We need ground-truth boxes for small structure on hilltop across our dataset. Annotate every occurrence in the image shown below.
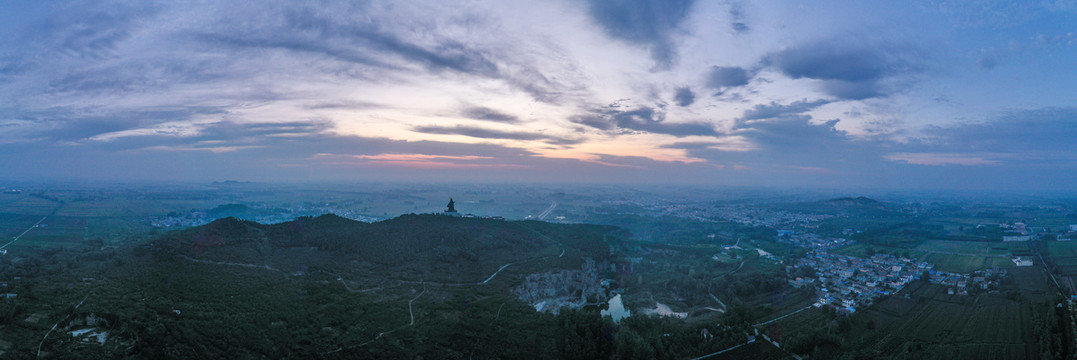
[444,198,460,216]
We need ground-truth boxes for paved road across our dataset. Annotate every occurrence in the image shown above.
[408,283,426,325]
[480,263,514,285]
[1,214,50,250]
[537,201,558,220]
[754,305,813,327]
[38,292,91,359]
[689,337,756,360]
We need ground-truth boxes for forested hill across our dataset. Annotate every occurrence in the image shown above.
[145,213,619,282]
[33,214,630,359]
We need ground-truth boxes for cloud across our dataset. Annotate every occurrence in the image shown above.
[866,107,1077,190]
[22,3,157,60]
[659,139,753,152]
[14,107,226,142]
[898,107,1077,163]
[330,153,527,170]
[820,80,882,100]
[660,141,719,150]
[885,152,1000,166]
[673,87,696,107]
[727,2,749,34]
[585,0,695,70]
[572,106,719,137]
[186,5,570,104]
[735,116,845,152]
[731,22,749,34]
[767,42,918,99]
[772,46,888,82]
[461,106,520,123]
[352,154,491,161]
[673,113,889,178]
[202,7,499,77]
[0,134,547,182]
[411,125,581,145]
[740,99,830,122]
[705,66,750,88]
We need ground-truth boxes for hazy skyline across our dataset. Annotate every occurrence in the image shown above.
[1,1,1076,189]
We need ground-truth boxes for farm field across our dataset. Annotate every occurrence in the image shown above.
[1045,241,1077,275]
[763,265,1060,360]
[851,280,1044,359]
[831,243,921,258]
[915,240,1017,273]
[915,240,1009,256]
[833,240,1017,273]
[923,253,1015,273]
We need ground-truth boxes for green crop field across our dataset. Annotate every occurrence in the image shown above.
[915,240,1006,256]
[770,266,1057,360]
[833,240,1016,273]
[849,280,1042,359]
[924,253,1014,273]
[832,243,923,258]
[1043,241,1077,276]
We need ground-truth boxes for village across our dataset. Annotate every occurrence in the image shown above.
[785,232,1006,314]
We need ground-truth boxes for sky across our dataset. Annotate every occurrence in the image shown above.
[1,0,1076,189]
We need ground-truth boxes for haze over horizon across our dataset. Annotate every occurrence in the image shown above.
[1,1,1076,190]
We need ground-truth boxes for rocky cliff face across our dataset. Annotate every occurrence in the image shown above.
[513,258,608,314]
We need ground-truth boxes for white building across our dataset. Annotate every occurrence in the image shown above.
[1013,257,1033,267]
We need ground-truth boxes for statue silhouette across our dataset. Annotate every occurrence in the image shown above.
[447,198,456,213]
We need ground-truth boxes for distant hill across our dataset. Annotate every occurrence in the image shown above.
[204,203,255,218]
[820,196,879,206]
[148,213,616,281]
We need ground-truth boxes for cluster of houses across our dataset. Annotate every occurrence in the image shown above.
[791,252,936,313]
[777,231,855,251]
[1058,224,1077,241]
[924,268,1005,295]
[979,221,1077,242]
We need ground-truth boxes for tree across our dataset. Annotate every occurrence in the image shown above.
[557,309,614,360]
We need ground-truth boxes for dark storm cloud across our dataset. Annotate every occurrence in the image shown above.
[461,106,520,123]
[705,66,751,88]
[411,125,582,145]
[767,42,918,99]
[673,87,696,107]
[586,0,695,70]
[572,106,719,137]
[740,99,830,121]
